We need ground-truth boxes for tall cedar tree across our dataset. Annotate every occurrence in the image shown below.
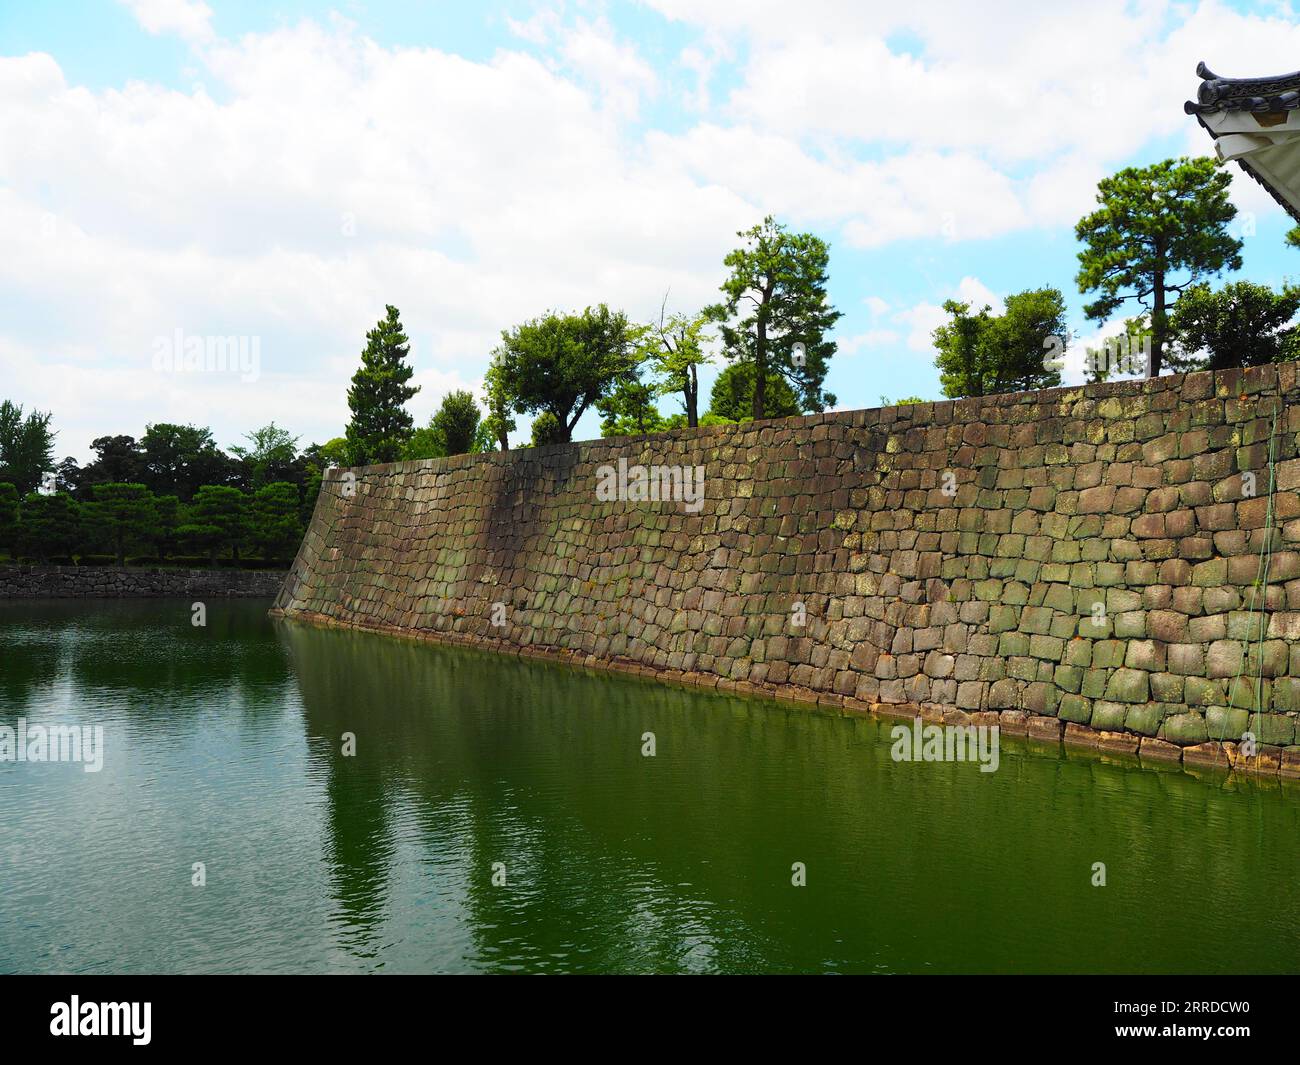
[708,217,841,419]
[1075,157,1241,377]
[345,305,420,465]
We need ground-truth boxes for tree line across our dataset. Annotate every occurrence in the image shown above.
[4,156,1294,567]
[342,216,841,466]
[932,155,1299,397]
[0,413,324,566]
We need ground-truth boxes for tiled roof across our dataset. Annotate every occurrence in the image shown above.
[1186,61,1300,225]
[1184,60,1300,115]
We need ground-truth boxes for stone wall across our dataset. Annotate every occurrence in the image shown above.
[273,363,1300,777]
[0,564,285,598]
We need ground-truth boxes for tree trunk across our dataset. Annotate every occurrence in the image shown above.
[1150,240,1166,378]
[1150,275,1165,378]
[753,320,767,420]
[686,364,698,428]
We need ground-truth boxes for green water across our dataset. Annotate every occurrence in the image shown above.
[0,599,1296,974]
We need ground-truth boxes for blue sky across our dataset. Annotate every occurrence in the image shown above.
[3,0,1300,461]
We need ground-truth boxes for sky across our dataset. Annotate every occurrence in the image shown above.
[3,0,1300,462]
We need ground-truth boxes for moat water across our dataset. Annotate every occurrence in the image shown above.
[1,599,1296,973]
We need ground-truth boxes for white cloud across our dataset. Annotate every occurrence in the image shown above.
[839,328,900,355]
[893,276,1001,353]
[118,0,214,44]
[0,20,748,458]
[11,2,1300,457]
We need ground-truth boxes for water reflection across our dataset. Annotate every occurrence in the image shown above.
[277,618,1300,974]
[1,600,1296,974]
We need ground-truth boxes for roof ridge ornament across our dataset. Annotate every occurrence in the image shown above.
[1185,59,1300,114]
[1187,61,1300,224]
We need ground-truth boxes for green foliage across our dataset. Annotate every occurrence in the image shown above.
[1287,226,1300,250]
[491,305,639,444]
[433,390,482,455]
[933,287,1067,398]
[0,400,56,495]
[596,372,669,437]
[300,440,346,528]
[401,425,447,461]
[185,485,247,563]
[345,305,420,465]
[249,482,303,560]
[1075,156,1242,376]
[405,390,482,459]
[707,216,841,419]
[644,302,713,427]
[481,361,517,451]
[530,411,565,447]
[0,482,20,555]
[230,422,300,488]
[84,483,155,565]
[152,494,180,557]
[1081,312,1151,383]
[707,362,800,422]
[139,423,232,500]
[880,396,926,406]
[81,435,145,493]
[175,522,224,564]
[1168,280,1300,372]
[17,492,80,562]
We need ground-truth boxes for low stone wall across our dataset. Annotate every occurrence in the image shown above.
[274,363,1300,779]
[0,564,285,598]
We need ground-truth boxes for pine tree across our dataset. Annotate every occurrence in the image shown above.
[345,305,420,465]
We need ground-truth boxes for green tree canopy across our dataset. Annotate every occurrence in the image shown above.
[0,400,56,495]
[345,305,420,465]
[0,482,19,555]
[596,371,669,437]
[644,301,713,427]
[933,287,1068,398]
[151,493,180,558]
[408,390,483,457]
[707,362,801,422]
[707,216,841,419]
[530,411,564,447]
[81,435,145,493]
[84,483,154,565]
[18,492,80,562]
[180,485,247,564]
[139,423,232,500]
[230,422,300,488]
[490,304,639,444]
[249,482,303,560]
[481,361,517,452]
[1168,280,1300,372]
[1075,156,1242,377]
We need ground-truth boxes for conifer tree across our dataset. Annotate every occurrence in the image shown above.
[345,305,420,465]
